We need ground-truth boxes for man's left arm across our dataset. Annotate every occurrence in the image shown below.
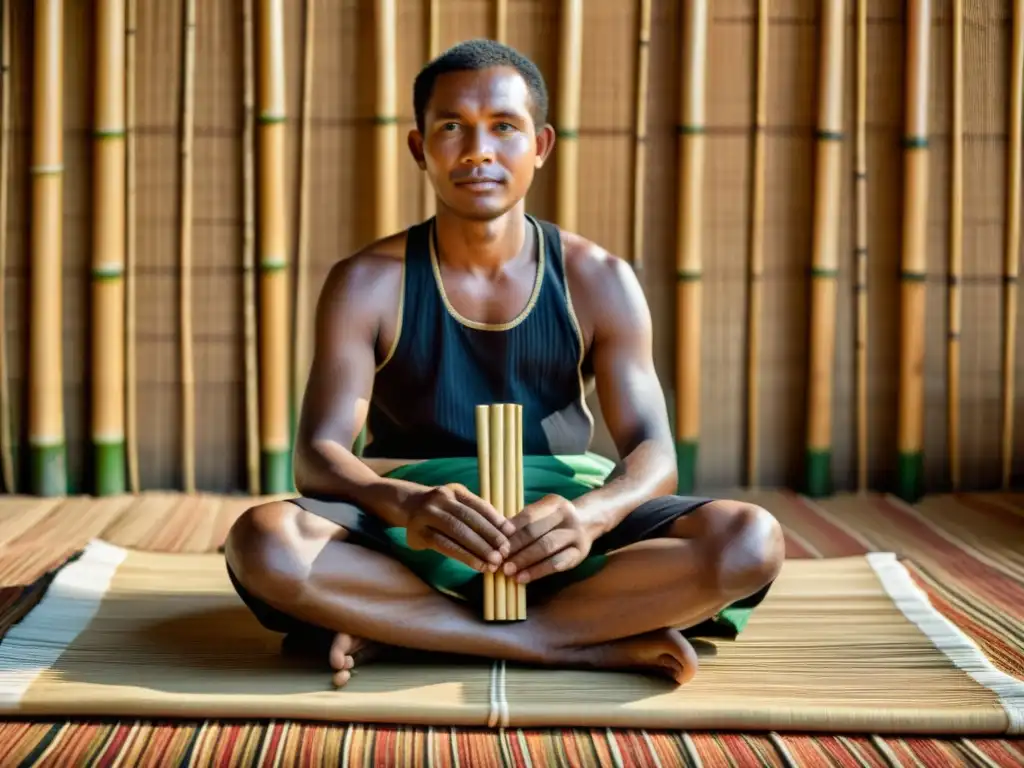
[568,253,678,543]
[503,246,678,583]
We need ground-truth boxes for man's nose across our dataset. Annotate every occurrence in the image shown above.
[461,127,495,164]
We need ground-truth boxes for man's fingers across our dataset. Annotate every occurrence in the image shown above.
[423,529,494,573]
[429,511,504,566]
[504,528,577,574]
[514,546,582,584]
[450,486,516,539]
[506,511,562,556]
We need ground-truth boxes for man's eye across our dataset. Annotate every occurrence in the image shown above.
[496,122,515,133]
[442,122,459,131]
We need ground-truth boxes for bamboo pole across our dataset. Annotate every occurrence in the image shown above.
[745,0,768,488]
[257,0,291,493]
[675,0,707,494]
[1002,0,1024,489]
[92,0,127,496]
[495,0,507,44]
[422,0,438,220]
[29,0,65,496]
[556,0,582,232]
[855,0,868,492]
[178,0,196,494]
[242,0,259,495]
[375,0,398,238]
[503,404,519,619]
[0,0,13,493]
[948,0,963,491]
[125,0,139,492]
[292,0,315,452]
[630,0,652,277]
[897,0,931,502]
[805,0,845,498]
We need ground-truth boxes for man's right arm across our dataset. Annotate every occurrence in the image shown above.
[291,251,515,571]
[292,252,420,528]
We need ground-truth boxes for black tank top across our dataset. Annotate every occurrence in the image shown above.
[364,214,594,459]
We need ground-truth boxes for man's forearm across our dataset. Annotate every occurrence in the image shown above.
[293,438,423,528]
[571,438,678,542]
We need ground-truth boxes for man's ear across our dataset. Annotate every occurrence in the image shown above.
[407,129,426,169]
[534,123,556,168]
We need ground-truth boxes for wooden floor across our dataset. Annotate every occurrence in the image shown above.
[0,489,1021,766]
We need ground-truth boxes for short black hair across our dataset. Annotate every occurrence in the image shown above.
[413,38,549,134]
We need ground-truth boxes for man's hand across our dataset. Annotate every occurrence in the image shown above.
[404,484,516,572]
[503,495,593,584]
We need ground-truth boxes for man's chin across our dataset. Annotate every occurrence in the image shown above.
[445,198,518,222]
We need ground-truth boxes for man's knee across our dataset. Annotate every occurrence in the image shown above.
[698,500,785,597]
[225,500,310,605]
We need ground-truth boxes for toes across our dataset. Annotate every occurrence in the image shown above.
[329,633,354,670]
[332,669,352,688]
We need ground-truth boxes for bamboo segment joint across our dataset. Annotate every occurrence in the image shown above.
[815,129,844,141]
[30,164,63,175]
[900,270,927,282]
[373,115,399,126]
[476,403,527,623]
[258,113,286,124]
[676,269,702,282]
[556,128,579,139]
[260,259,288,272]
[810,267,839,278]
[902,136,928,149]
[93,129,126,138]
[676,124,705,135]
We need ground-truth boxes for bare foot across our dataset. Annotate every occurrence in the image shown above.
[564,628,699,685]
[329,632,385,687]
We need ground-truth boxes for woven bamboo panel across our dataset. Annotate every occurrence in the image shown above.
[0,0,1018,495]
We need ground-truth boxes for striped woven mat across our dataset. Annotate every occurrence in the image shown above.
[0,490,1021,765]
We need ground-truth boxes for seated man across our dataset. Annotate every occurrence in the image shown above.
[224,38,784,688]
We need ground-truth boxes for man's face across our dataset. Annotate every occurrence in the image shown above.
[410,66,554,221]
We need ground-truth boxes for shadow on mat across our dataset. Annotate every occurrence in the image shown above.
[41,595,708,698]
[44,598,497,698]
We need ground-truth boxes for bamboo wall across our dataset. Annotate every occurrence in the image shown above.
[0,0,1021,499]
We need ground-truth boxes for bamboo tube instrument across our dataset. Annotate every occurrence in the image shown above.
[948,0,963,491]
[125,0,139,493]
[0,0,12,493]
[292,0,315,451]
[675,0,707,494]
[476,404,526,622]
[855,0,869,493]
[805,0,845,498]
[745,0,768,488]
[179,0,197,494]
[630,0,651,277]
[257,0,292,493]
[242,0,260,495]
[556,0,582,232]
[375,0,398,238]
[92,0,128,495]
[1002,0,1024,489]
[29,0,66,496]
[898,0,931,502]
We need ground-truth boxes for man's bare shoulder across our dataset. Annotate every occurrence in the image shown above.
[319,230,407,308]
[558,229,649,333]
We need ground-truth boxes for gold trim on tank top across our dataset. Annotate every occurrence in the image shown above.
[428,215,546,332]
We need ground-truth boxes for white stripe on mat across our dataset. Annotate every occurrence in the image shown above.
[866,551,1024,735]
[0,539,127,706]
[487,660,509,728]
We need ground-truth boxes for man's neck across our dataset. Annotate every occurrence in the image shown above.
[433,205,528,274]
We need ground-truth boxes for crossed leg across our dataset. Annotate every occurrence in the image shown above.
[224,497,784,686]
